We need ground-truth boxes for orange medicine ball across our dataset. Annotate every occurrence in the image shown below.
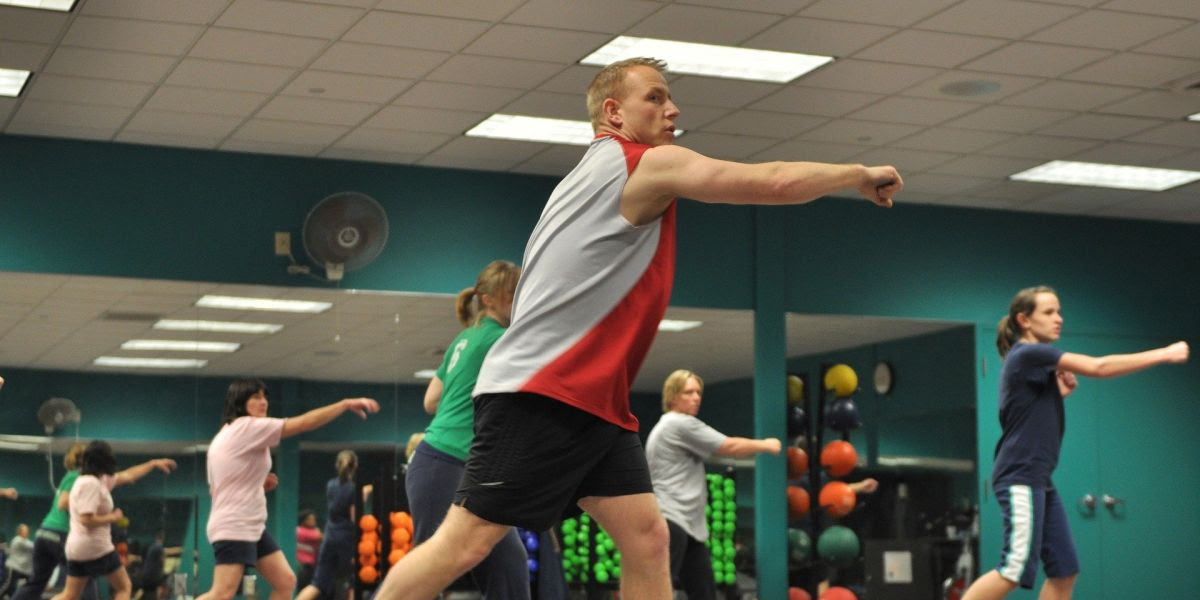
[819,481,857,518]
[786,485,810,518]
[820,440,857,478]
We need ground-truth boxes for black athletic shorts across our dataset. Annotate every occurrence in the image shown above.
[67,551,121,578]
[212,531,281,566]
[454,392,653,531]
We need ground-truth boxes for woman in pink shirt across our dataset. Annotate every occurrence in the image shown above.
[197,379,378,600]
[50,441,176,600]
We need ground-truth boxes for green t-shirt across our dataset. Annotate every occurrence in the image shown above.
[40,469,79,532]
[424,317,505,461]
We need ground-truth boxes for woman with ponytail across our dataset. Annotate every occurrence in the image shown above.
[295,451,365,600]
[964,286,1189,600]
[405,260,531,598]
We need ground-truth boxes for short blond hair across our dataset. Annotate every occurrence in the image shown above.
[662,369,703,413]
[586,57,668,130]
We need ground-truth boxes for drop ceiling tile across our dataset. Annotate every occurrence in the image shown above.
[800,0,958,27]
[81,0,230,24]
[1066,141,1189,166]
[418,152,525,173]
[928,155,1043,178]
[794,59,942,95]
[1022,187,1143,214]
[966,180,1062,201]
[6,122,118,141]
[501,91,587,121]
[749,86,884,117]
[115,131,224,150]
[231,119,349,146]
[901,70,1042,103]
[27,75,153,108]
[846,96,979,126]
[504,0,662,33]
[11,100,132,130]
[361,106,485,135]
[675,106,733,131]
[1038,114,1162,140]
[799,119,922,145]
[280,71,412,104]
[215,0,365,39]
[1127,122,1200,148]
[165,59,296,94]
[190,28,327,68]
[914,0,1081,39]
[902,172,994,195]
[312,42,448,79]
[1027,10,1191,50]
[44,47,177,83]
[0,6,69,43]
[1133,22,1200,58]
[123,110,244,138]
[425,55,562,89]
[674,132,779,161]
[144,86,269,116]
[1092,203,1194,223]
[1099,0,1200,19]
[961,42,1111,77]
[702,110,825,138]
[1155,149,1200,170]
[1000,80,1139,111]
[62,16,203,56]
[256,96,380,127]
[892,127,1014,153]
[978,135,1101,159]
[0,40,53,70]
[1096,91,1200,119]
[666,76,779,109]
[343,11,490,53]
[376,0,526,21]
[393,81,524,113]
[941,105,1073,133]
[513,145,588,176]
[854,30,1006,68]
[747,17,896,57]
[1064,52,1200,88]
[422,135,548,163]
[0,99,15,124]
[848,147,959,172]
[462,25,611,64]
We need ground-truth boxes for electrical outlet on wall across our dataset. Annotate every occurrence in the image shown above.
[274,232,291,256]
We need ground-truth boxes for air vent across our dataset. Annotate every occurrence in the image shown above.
[101,311,162,322]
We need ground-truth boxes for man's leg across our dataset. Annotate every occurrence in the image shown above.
[577,493,670,600]
[374,504,511,600]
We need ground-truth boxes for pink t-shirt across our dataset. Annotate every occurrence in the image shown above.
[66,474,116,561]
[206,417,285,542]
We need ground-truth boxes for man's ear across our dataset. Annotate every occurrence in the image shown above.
[602,97,622,127]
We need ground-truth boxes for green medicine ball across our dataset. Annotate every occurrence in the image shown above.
[817,525,860,568]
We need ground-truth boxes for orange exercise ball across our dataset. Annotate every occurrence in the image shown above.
[391,527,411,546]
[819,481,857,518]
[789,587,812,600]
[388,547,408,565]
[787,485,810,518]
[359,514,379,532]
[787,447,809,479]
[358,552,377,567]
[358,565,379,583]
[820,440,857,477]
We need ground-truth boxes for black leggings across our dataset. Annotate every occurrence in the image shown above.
[12,530,97,600]
[667,519,716,600]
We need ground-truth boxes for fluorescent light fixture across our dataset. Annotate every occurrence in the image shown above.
[466,114,684,146]
[0,68,32,98]
[154,319,284,334]
[196,294,331,313]
[0,440,40,451]
[121,339,241,353]
[581,36,834,83]
[93,356,208,369]
[1009,160,1200,191]
[1188,112,1199,122]
[0,0,76,11]
[414,369,438,380]
[658,319,703,332]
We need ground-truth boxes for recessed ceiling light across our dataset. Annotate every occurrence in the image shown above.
[93,356,208,369]
[196,294,331,313]
[414,369,437,379]
[466,114,684,145]
[1009,160,1200,191]
[1187,112,1199,122]
[121,339,241,353]
[0,0,76,11]
[0,68,32,98]
[581,36,833,83]
[659,319,702,332]
[154,319,284,334]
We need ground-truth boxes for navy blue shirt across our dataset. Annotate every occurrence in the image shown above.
[992,342,1065,487]
[325,477,355,536]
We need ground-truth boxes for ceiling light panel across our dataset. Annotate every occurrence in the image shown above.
[93,356,208,369]
[0,68,32,98]
[0,0,75,11]
[581,36,834,83]
[196,295,332,313]
[121,339,241,352]
[1009,160,1200,191]
[153,319,284,334]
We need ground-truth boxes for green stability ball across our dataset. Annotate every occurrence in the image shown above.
[787,528,812,562]
[817,526,860,568]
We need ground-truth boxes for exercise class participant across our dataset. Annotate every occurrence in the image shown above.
[962,286,1188,600]
[13,443,97,600]
[295,451,367,600]
[374,57,901,600]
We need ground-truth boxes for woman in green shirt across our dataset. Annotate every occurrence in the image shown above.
[405,260,528,598]
[13,443,95,600]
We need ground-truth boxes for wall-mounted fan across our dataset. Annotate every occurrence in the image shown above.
[301,192,389,282]
[37,397,81,434]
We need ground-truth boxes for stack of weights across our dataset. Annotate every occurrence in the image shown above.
[387,511,413,567]
[357,514,381,584]
[705,473,737,586]
[592,525,621,585]
[516,528,540,582]
[559,515,590,584]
